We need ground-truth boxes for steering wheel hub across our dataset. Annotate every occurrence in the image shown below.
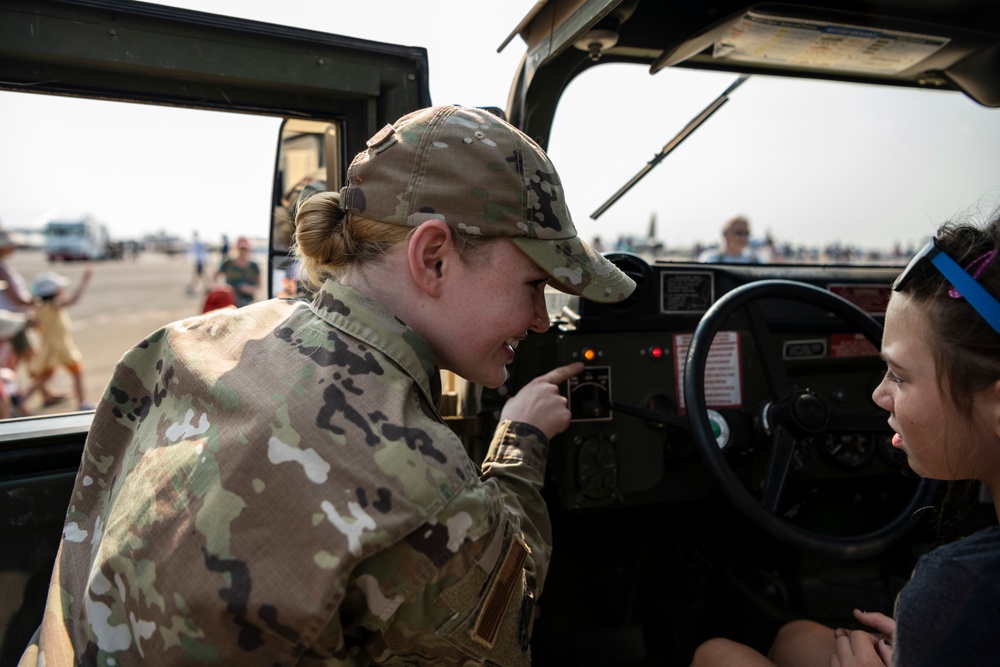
[791,392,828,432]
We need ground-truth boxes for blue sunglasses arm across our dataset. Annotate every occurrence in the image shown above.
[931,251,1000,335]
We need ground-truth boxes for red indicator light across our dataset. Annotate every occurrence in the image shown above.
[650,346,664,359]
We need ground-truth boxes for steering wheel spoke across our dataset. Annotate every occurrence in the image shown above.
[745,300,793,398]
[760,426,798,511]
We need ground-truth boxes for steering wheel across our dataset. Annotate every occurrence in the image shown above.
[683,279,937,559]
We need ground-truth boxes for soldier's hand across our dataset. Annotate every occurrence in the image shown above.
[500,362,583,441]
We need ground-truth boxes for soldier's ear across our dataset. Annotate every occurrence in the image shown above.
[408,219,453,298]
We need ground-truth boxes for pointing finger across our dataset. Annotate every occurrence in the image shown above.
[536,362,584,385]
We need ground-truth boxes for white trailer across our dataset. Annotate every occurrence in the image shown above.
[44,218,109,261]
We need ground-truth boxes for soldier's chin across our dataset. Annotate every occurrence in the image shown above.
[479,367,509,390]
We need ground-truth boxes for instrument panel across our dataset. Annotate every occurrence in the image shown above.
[485,255,904,512]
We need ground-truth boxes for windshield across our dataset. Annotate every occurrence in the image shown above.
[47,224,86,238]
[547,65,1000,264]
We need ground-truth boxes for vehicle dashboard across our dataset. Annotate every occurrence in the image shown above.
[481,256,913,528]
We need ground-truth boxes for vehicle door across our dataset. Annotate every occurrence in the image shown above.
[0,0,427,658]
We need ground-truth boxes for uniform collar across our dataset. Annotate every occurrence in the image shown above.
[308,279,442,413]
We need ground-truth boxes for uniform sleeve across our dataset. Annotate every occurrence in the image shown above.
[480,419,552,593]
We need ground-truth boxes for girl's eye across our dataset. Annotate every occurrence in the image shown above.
[884,368,903,384]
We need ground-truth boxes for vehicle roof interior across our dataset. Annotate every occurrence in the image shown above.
[523,0,1000,98]
[510,0,1000,140]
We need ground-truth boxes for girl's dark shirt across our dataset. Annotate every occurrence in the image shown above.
[893,523,1000,666]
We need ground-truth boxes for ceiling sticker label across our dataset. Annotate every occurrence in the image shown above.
[715,11,950,75]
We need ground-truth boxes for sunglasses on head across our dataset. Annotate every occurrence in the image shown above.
[893,238,1000,335]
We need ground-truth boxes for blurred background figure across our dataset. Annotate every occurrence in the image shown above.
[202,283,237,313]
[185,230,209,295]
[0,229,37,368]
[22,268,94,411]
[0,307,28,418]
[699,214,760,264]
[274,262,307,299]
[215,236,261,307]
[0,227,66,408]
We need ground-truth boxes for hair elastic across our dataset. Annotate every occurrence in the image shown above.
[948,249,998,299]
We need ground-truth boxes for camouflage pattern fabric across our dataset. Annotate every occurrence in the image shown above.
[20,279,551,666]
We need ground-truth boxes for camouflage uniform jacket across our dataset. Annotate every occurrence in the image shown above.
[21,279,552,666]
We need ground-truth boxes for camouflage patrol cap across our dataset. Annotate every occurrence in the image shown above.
[343,105,636,304]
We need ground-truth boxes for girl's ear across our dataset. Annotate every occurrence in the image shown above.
[990,380,1000,441]
[407,219,452,298]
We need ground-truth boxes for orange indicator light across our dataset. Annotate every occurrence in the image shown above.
[583,348,597,361]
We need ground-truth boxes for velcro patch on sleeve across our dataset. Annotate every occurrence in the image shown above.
[471,536,529,648]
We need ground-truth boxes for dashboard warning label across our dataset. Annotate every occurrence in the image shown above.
[827,283,891,314]
[661,271,714,313]
[673,331,742,413]
[830,333,879,358]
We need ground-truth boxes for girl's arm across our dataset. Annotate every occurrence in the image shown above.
[61,267,93,307]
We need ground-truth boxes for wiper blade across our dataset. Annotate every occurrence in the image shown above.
[591,74,749,220]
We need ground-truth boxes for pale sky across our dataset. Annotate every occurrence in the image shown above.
[2,0,999,252]
[0,0,534,244]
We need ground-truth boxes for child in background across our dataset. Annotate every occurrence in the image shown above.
[691,213,1000,667]
[0,306,28,418]
[22,268,94,411]
[201,283,237,313]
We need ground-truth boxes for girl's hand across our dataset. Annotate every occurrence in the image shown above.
[500,362,583,441]
[852,609,895,643]
[831,629,892,667]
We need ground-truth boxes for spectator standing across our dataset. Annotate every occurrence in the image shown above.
[185,231,209,295]
[215,236,261,307]
[699,214,760,263]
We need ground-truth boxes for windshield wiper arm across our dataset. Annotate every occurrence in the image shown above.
[591,74,749,220]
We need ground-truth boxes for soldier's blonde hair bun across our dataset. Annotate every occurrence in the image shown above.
[293,190,411,287]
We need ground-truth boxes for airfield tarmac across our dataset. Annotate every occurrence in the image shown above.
[7,250,263,417]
